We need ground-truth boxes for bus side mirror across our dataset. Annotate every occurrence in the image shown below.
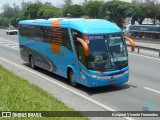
[76,38,89,56]
[124,36,135,52]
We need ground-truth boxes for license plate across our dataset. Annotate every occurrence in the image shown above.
[108,80,116,85]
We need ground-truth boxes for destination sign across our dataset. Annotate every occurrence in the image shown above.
[89,35,104,40]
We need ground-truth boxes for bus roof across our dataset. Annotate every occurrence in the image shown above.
[19,18,121,34]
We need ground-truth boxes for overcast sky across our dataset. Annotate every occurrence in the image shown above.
[0,0,131,13]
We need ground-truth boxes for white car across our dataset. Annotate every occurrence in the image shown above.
[6,28,18,35]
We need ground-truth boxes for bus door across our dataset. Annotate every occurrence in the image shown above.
[72,30,89,83]
[74,40,86,68]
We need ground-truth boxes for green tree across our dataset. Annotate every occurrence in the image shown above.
[10,11,26,27]
[102,0,137,28]
[133,6,147,24]
[81,15,90,19]
[85,1,104,18]
[43,2,53,7]
[145,0,159,24]
[63,4,85,17]
[156,4,160,21]
[1,3,15,18]
[0,18,10,27]
[131,0,160,24]
[21,1,32,10]
[37,6,63,19]
[24,3,43,19]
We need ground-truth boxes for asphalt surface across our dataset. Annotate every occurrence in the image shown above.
[0,29,160,120]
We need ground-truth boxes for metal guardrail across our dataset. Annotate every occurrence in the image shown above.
[127,44,160,57]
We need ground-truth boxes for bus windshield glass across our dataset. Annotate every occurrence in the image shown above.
[85,32,128,71]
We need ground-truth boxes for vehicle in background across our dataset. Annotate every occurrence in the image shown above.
[18,18,135,87]
[129,25,160,39]
[123,21,139,36]
[6,27,18,35]
[123,20,160,39]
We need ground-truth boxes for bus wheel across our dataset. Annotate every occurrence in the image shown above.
[69,71,77,87]
[30,56,36,69]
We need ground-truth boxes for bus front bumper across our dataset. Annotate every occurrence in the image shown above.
[80,70,129,87]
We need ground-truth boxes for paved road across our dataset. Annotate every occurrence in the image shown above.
[0,29,160,120]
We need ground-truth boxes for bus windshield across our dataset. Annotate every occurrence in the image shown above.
[86,32,128,71]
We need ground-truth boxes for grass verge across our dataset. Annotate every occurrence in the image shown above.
[0,65,88,120]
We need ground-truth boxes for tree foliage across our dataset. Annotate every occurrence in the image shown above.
[21,1,32,10]
[131,0,160,24]
[156,5,160,20]
[102,0,137,28]
[23,3,43,19]
[63,4,84,17]
[0,18,10,26]
[85,1,104,18]
[37,6,63,19]
[1,3,20,18]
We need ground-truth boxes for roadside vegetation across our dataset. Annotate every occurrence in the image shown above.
[0,65,88,120]
[0,0,160,28]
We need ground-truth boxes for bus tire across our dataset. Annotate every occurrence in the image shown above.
[69,70,77,87]
[30,55,36,69]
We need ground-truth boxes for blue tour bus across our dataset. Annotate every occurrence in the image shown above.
[18,18,135,87]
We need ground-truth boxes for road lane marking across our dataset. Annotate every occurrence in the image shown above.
[129,53,160,61]
[0,38,19,50]
[144,87,160,94]
[0,57,134,120]
[11,46,19,48]
[2,44,11,46]
[0,45,19,50]
[0,38,18,44]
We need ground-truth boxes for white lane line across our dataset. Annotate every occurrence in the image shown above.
[129,53,160,61]
[0,57,134,120]
[0,45,19,50]
[144,87,160,94]
[2,44,11,46]
[0,39,18,44]
[11,46,18,48]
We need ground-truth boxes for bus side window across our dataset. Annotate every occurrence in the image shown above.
[33,26,44,41]
[19,25,23,36]
[61,29,72,51]
[44,27,49,42]
[19,25,30,38]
